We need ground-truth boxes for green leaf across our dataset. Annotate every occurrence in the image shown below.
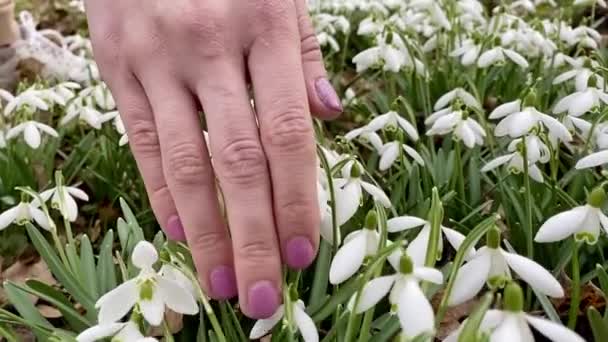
[65,243,81,280]
[79,235,99,299]
[587,307,608,342]
[25,224,96,314]
[97,229,117,295]
[23,280,92,331]
[596,264,608,295]
[0,323,19,342]
[458,293,493,342]
[3,282,52,341]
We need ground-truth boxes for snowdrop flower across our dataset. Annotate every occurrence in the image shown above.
[365,111,419,140]
[95,241,199,326]
[576,150,608,169]
[535,187,608,244]
[352,254,441,339]
[61,102,115,129]
[53,82,81,103]
[446,283,584,342]
[333,162,391,226]
[357,16,383,36]
[449,227,563,306]
[80,83,116,110]
[478,46,529,69]
[0,200,51,231]
[490,99,571,142]
[481,151,545,182]
[250,294,317,342]
[39,183,89,222]
[553,58,603,91]
[77,321,157,342]
[410,0,451,30]
[113,112,129,146]
[387,215,475,266]
[6,121,59,149]
[378,141,424,171]
[329,211,381,284]
[0,87,49,117]
[342,87,357,106]
[553,86,608,117]
[344,128,384,152]
[425,109,485,148]
[450,39,481,66]
[433,88,481,111]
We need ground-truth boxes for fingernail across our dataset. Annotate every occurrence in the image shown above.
[315,77,343,113]
[210,266,237,300]
[166,215,186,241]
[248,280,280,319]
[285,236,315,269]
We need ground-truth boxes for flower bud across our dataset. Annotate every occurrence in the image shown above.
[350,163,361,178]
[365,210,378,230]
[486,226,501,249]
[587,187,607,208]
[399,254,414,275]
[503,282,524,312]
[523,91,537,107]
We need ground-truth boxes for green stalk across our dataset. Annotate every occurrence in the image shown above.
[453,142,466,203]
[309,241,331,308]
[568,242,582,329]
[521,140,534,259]
[424,188,443,269]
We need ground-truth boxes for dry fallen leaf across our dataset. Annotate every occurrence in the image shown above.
[149,309,184,336]
[0,258,57,306]
[37,304,62,318]
[432,291,480,339]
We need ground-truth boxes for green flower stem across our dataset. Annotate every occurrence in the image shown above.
[425,188,443,269]
[453,141,466,203]
[568,241,582,329]
[521,139,534,260]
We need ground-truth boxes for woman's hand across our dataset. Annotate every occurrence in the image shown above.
[85,0,342,319]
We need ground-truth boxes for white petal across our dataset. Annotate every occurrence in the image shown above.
[456,122,476,148]
[576,150,608,169]
[335,181,361,226]
[504,49,529,68]
[458,89,481,109]
[387,216,427,233]
[140,290,165,326]
[413,267,443,284]
[528,164,544,183]
[553,93,577,114]
[434,89,457,110]
[379,142,399,171]
[249,305,285,339]
[35,123,59,137]
[449,250,491,305]
[478,48,503,68]
[489,100,521,119]
[525,314,585,342]
[406,225,430,266]
[442,227,476,260]
[501,251,564,297]
[157,277,199,315]
[539,114,572,142]
[0,207,18,230]
[361,181,391,208]
[344,127,365,141]
[491,314,524,342]
[23,123,41,149]
[67,187,89,201]
[96,279,138,324]
[425,108,451,125]
[366,114,390,131]
[293,305,319,342]
[397,280,435,338]
[352,275,396,313]
[132,241,159,270]
[29,206,51,231]
[63,191,79,222]
[403,145,425,165]
[365,132,384,152]
[76,323,125,342]
[481,309,507,330]
[570,90,596,117]
[329,232,367,284]
[553,69,578,84]
[481,154,513,172]
[396,116,419,141]
[535,206,587,242]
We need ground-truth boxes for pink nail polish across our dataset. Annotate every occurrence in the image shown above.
[285,236,315,269]
[248,281,280,319]
[315,78,343,113]
[166,215,186,241]
[210,266,237,300]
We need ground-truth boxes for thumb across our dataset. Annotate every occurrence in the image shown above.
[295,0,342,120]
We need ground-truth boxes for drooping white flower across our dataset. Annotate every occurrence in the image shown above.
[95,241,199,326]
[535,187,608,244]
[53,81,81,103]
[61,100,116,129]
[0,87,49,117]
[80,83,116,111]
[250,298,317,342]
[6,121,59,149]
[329,211,382,284]
[552,58,604,91]
[0,201,51,231]
[344,128,384,152]
[433,88,481,111]
[490,100,571,142]
[481,151,545,182]
[478,46,529,69]
[450,39,481,66]
[449,228,563,306]
[576,150,608,169]
[387,215,475,266]
[378,141,424,171]
[446,283,584,342]
[350,254,442,339]
[425,109,486,148]
[364,111,420,141]
[553,87,608,117]
[38,183,89,222]
[77,321,158,342]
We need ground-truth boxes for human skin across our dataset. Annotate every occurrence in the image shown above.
[84,0,342,319]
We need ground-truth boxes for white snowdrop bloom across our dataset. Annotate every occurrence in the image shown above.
[425,109,486,148]
[61,102,115,129]
[357,16,383,36]
[410,0,451,30]
[481,151,545,183]
[560,24,601,49]
[446,283,584,342]
[332,161,391,226]
[365,111,420,140]
[329,211,382,284]
[317,32,340,52]
[53,82,81,102]
[77,321,157,342]
[250,298,317,342]
[350,254,441,339]
[96,241,199,326]
[576,150,608,169]
[574,0,607,7]
[449,227,563,306]
[344,128,384,152]
[111,112,129,146]
[507,135,551,165]
[478,46,529,69]
[342,87,357,106]
[387,215,475,266]
[317,181,335,244]
[433,88,481,111]
[552,58,603,92]
[553,87,608,117]
[378,141,425,171]
[0,201,51,231]
[80,83,116,110]
[535,188,608,244]
[353,34,425,75]
[450,39,481,66]
[159,264,196,298]
[6,121,59,149]
[38,183,89,222]
[1,87,49,117]
[490,100,571,142]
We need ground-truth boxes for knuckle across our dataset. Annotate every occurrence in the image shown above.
[262,105,314,153]
[190,229,229,254]
[236,236,277,262]
[90,28,121,69]
[127,119,160,156]
[253,0,296,33]
[171,4,228,58]
[216,137,268,185]
[278,197,319,230]
[165,141,211,185]
[300,30,322,63]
